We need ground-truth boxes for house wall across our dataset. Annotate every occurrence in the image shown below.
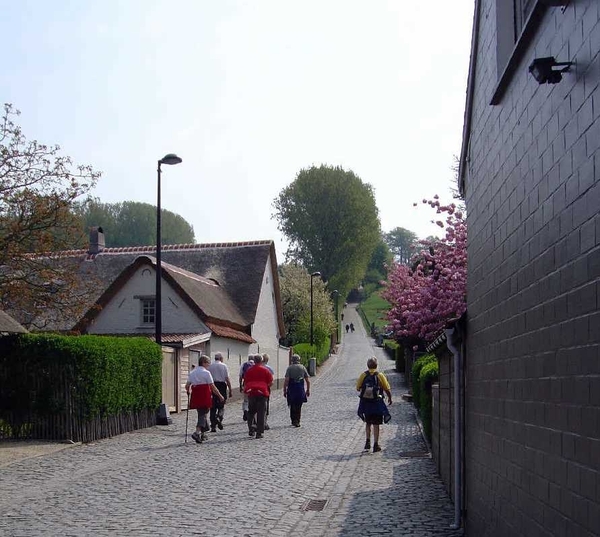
[249,255,284,369]
[88,266,208,336]
[464,2,599,536]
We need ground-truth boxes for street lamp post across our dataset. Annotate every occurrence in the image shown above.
[310,271,321,347]
[155,153,182,346]
[332,289,339,343]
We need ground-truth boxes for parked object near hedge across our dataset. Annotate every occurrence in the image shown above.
[0,333,162,443]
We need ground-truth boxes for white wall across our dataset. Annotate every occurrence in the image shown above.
[88,265,208,335]
[250,254,282,362]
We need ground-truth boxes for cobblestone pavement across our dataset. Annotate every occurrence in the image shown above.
[0,306,463,537]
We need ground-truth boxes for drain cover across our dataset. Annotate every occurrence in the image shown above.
[398,451,430,458]
[302,499,328,511]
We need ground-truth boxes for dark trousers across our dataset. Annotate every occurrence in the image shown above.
[248,395,268,434]
[210,382,228,427]
[290,403,303,425]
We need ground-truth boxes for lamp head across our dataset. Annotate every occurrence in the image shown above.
[159,153,182,165]
[311,271,321,278]
[528,57,572,84]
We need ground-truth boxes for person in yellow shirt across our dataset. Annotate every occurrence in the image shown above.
[356,357,392,452]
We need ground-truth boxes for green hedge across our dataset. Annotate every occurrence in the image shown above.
[0,333,162,422]
[293,336,331,367]
[411,353,439,441]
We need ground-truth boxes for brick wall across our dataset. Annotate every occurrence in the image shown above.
[464,1,599,535]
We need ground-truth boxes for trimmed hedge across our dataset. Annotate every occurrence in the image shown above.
[293,336,331,367]
[0,333,162,441]
[411,353,439,441]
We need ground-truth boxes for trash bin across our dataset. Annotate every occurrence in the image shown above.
[308,357,317,376]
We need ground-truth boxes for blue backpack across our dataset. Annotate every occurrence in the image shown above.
[360,371,381,400]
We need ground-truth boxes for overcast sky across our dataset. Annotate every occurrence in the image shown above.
[1,1,474,261]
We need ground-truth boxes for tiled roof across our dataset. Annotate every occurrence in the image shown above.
[8,238,285,340]
[205,321,255,344]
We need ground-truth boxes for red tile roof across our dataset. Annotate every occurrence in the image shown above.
[205,321,255,343]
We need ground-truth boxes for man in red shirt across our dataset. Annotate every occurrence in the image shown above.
[243,354,273,439]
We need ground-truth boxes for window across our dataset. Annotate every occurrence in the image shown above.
[496,0,535,75]
[141,298,155,325]
[491,0,548,104]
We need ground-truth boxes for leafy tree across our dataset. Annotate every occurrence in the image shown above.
[383,197,466,345]
[0,104,100,328]
[278,264,336,348]
[273,165,381,297]
[363,239,393,296]
[77,198,195,246]
[384,227,418,265]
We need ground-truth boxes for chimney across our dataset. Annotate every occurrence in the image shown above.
[89,226,106,254]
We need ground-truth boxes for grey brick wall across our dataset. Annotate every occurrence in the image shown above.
[464,1,599,536]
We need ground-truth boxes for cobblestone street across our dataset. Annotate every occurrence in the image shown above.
[0,306,463,536]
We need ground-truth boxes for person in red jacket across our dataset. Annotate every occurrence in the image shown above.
[243,354,273,439]
[185,355,224,444]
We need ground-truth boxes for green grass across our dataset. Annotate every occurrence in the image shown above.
[358,292,390,330]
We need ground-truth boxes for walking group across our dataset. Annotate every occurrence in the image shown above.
[185,351,392,452]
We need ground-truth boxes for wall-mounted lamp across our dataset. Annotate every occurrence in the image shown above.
[528,57,572,84]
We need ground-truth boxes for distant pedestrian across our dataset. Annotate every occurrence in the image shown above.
[341,313,344,321]
[208,352,232,432]
[356,357,392,453]
[346,324,350,333]
[262,353,274,431]
[350,322,355,332]
[186,355,225,444]
[284,354,310,427]
[243,354,273,439]
[239,356,254,422]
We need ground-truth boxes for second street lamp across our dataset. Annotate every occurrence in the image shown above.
[155,153,182,346]
[332,289,339,343]
[310,271,321,347]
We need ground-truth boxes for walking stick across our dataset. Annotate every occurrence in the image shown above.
[185,390,190,443]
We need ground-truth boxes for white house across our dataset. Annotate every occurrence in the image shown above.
[35,229,287,412]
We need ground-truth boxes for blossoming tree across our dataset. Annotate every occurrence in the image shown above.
[383,197,466,346]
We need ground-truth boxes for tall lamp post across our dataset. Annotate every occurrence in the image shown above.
[310,271,321,347]
[156,153,182,345]
[332,289,339,343]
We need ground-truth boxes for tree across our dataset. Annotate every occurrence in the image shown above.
[273,165,381,297]
[383,198,466,345]
[384,227,418,265]
[363,239,393,296]
[0,104,101,328]
[77,198,195,246]
[278,264,336,348]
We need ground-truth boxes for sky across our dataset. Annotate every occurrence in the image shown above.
[1,0,474,262]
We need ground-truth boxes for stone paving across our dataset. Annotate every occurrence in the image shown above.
[0,306,463,536]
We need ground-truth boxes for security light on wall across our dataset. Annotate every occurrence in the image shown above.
[528,57,572,84]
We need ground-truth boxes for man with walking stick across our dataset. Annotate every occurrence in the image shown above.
[185,355,225,444]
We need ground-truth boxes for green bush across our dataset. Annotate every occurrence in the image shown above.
[0,333,162,421]
[411,353,438,441]
[293,336,331,367]
[419,360,439,440]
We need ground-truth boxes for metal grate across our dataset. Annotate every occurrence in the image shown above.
[398,451,430,458]
[302,499,328,511]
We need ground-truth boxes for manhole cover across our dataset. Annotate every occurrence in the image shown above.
[302,499,328,511]
[398,451,430,458]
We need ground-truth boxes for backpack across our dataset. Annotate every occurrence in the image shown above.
[360,371,381,400]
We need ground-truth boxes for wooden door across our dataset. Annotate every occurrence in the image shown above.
[161,347,177,412]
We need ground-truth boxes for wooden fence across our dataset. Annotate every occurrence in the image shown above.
[0,362,157,443]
